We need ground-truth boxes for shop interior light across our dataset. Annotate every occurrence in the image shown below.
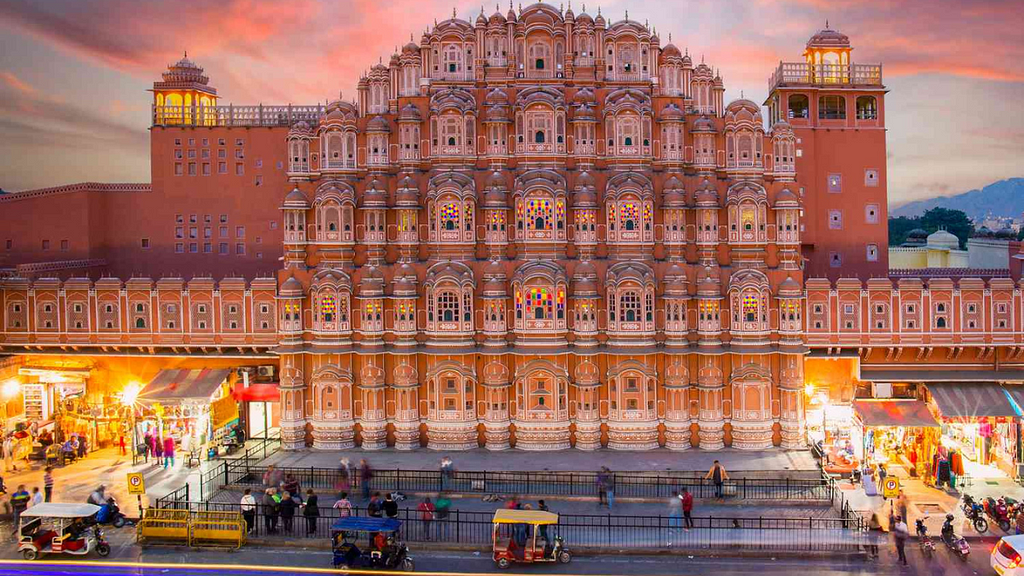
[121,382,142,406]
[804,382,815,397]
[1,379,19,399]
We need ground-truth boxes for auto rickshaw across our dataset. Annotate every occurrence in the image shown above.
[18,503,111,560]
[330,516,415,572]
[492,509,571,569]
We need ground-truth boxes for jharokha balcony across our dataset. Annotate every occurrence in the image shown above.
[768,62,882,91]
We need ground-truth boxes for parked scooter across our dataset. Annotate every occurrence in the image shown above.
[984,496,1012,532]
[941,514,970,561]
[915,518,935,558]
[961,494,989,533]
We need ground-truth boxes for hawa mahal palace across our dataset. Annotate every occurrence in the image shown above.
[3,3,1022,454]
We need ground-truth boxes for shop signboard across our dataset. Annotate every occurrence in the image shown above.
[882,476,900,499]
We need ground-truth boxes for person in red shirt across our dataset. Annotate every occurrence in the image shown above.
[681,487,694,530]
[417,497,435,541]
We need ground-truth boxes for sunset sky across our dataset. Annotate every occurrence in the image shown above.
[0,0,1020,206]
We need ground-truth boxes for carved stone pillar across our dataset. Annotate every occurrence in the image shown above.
[392,360,420,450]
[778,354,805,449]
[278,359,307,450]
[697,357,725,450]
[663,356,692,451]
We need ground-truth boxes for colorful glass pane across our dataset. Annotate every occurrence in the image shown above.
[440,202,460,221]
[555,199,565,221]
[742,295,758,313]
[621,201,639,222]
[321,294,336,314]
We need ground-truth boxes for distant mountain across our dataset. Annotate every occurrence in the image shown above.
[891,178,1024,220]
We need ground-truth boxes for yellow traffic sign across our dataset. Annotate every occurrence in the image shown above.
[127,472,146,495]
[882,476,900,499]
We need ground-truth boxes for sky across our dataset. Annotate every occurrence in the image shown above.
[0,0,1021,206]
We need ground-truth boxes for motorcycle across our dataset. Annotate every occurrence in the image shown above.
[1005,496,1021,521]
[984,496,1012,532]
[95,497,129,528]
[915,518,935,558]
[961,495,989,533]
[941,515,970,562]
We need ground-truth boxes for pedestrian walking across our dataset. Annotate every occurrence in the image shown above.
[435,492,452,541]
[43,467,54,502]
[10,485,29,534]
[681,488,694,529]
[418,497,435,541]
[153,436,163,466]
[896,493,908,526]
[538,500,550,542]
[77,435,88,460]
[282,473,300,496]
[440,456,455,490]
[892,515,909,566]
[359,459,373,501]
[279,490,297,534]
[3,436,15,473]
[30,487,42,507]
[605,471,615,510]
[240,488,257,534]
[263,464,283,489]
[118,434,126,456]
[333,492,354,517]
[877,465,888,499]
[866,512,883,558]
[302,489,319,537]
[667,490,683,543]
[383,492,399,519]
[367,492,383,517]
[262,488,280,534]
[162,436,175,469]
[705,460,728,500]
[596,468,608,506]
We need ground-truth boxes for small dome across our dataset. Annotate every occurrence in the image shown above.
[726,98,761,116]
[691,115,716,133]
[399,104,422,121]
[280,276,304,297]
[483,259,507,279]
[681,51,692,67]
[594,11,605,26]
[662,179,688,208]
[572,260,599,294]
[807,26,851,49]
[575,170,596,189]
[403,41,420,54]
[660,103,685,121]
[778,277,802,296]
[697,272,721,296]
[483,171,508,207]
[360,176,388,207]
[774,188,799,208]
[484,88,510,106]
[395,174,419,206]
[926,229,960,250]
[283,186,310,207]
[162,53,211,86]
[366,115,390,133]
[571,87,597,105]
[661,43,681,58]
[662,263,689,296]
[476,10,487,24]
[694,179,719,205]
[489,9,506,23]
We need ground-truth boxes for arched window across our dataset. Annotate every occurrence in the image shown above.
[787,94,809,119]
[135,318,145,328]
[856,96,878,120]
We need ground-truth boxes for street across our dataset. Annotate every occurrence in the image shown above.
[0,533,1004,575]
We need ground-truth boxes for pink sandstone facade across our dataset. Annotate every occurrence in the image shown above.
[4,6,1009,452]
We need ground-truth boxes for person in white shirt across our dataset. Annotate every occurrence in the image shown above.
[240,488,257,534]
[29,487,43,507]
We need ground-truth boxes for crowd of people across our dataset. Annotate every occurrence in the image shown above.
[137,429,178,469]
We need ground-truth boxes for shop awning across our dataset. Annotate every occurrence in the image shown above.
[925,383,1020,419]
[859,368,1024,382]
[143,369,231,403]
[231,382,279,402]
[852,400,940,428]
[1000,385,1024,416]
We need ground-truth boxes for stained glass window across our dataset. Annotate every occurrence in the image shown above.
[526,198,552,230]
[742,294,758,322]
[526,287,552,319]
[440,202,460,230]
[620,201,639,230]
[556,287,565,319]
[321,294,336,322]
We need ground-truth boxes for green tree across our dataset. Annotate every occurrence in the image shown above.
[888,216,920,247]
[920,208,974,249]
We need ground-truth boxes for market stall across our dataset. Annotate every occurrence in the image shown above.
[926,383,1020,481]
[138,369,236,464]
[852,399,941,487]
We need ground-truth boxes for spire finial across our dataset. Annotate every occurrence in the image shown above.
[741,90,744,98]
[701,53,704,64]
[453,6,456,18]
[825,18,829,28]
[669,33,672,42]
[624,9,628,19]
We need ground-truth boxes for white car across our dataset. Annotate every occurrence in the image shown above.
[992,535,1024,575]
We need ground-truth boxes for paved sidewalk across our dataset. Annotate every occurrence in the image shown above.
[841,466,1024,539]
[263,448,818,476]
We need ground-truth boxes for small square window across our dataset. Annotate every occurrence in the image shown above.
[202,138,209,146]
[189,243,198,253]
[220,226,228,237]
[866,244,878,261]
[865,169,879,187]
[60,240,69,251]
[236,163,244,175]
[218,162,227,173]
[255,236,262,244]
[828,210,843,230]
[141,238,150,248]
[865,204,880,224]
[188,162,197,175]
[236,243,245,255]
[220,214,228,223]
[254,175,262,186]
[4,239,10,250]
[219,138,226,146]
[219,243,228,255]
[203,242,212,253]
[175,227,184,239]
[175,243,184,253]
[174,163,183,176]
[176,214,184,223]
[42,240,50,250]
[187,138,195,146]
[813,304,824,314]
[829,252,842,267]
[235,138,244,146]
[256,159,263,168]
[827,173,842,193]
[256,252,263,259]
[236,226,245,238]
[269,221,278,230]
[968,303,977,313]
[174,138,182,146]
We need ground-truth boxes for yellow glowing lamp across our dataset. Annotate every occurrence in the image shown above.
[121,382,142,406]
[804,382,815,397]
[1,379,20,399]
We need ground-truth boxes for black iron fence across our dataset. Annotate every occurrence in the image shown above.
[146,500,865,553]
[196,464,836,503]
